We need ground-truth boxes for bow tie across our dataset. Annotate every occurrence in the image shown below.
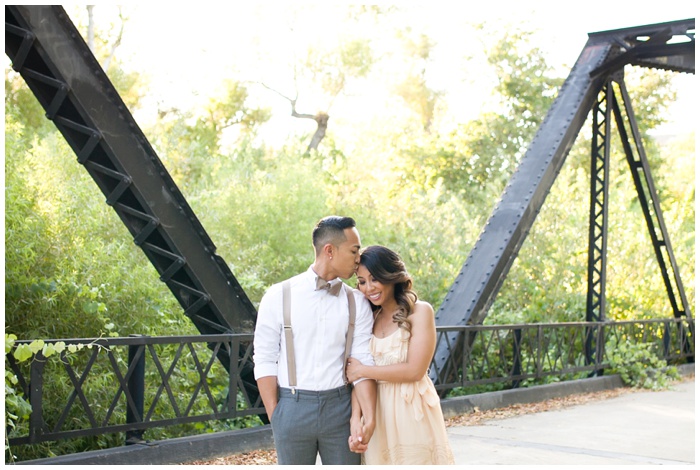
[316,276,343,296]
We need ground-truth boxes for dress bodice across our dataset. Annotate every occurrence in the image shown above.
[370,327,409,367]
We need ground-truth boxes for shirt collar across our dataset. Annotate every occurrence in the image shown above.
[307,265,342,289]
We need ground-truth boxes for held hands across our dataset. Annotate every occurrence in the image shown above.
[348,435,367,454]
[346,357,365,383]
[346,362,376,454]
[348,415,374,454]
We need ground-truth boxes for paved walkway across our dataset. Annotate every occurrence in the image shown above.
[447,380,695,465]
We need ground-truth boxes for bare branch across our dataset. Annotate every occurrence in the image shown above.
[259,82,296,104]
[102,6,125,71]
[259,82,329,151]
[86,5,95,51]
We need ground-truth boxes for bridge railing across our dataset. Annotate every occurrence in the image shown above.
[5,318,694,449]
[431,318,694,392]
[5,333,261,447]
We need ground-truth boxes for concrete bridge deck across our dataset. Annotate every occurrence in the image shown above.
[448,378,695,465]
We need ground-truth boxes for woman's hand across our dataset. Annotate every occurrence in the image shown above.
[346,357,366,382]
[348,415,369,454]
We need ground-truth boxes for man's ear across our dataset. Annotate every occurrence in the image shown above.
[324,243,335,260]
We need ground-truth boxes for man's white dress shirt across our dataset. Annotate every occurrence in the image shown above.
[253,266,375,390]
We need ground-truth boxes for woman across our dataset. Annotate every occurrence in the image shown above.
[347,245,454,465]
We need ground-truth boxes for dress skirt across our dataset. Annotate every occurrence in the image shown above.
[362,328,455,465]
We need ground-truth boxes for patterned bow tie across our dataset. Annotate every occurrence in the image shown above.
[316,276,343,296]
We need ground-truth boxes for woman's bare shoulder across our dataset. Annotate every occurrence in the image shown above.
[413,300,435,315]
[409,300,435,327]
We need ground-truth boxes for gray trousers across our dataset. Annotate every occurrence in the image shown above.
[271,385,360,465]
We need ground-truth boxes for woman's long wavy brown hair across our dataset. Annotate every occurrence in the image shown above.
[359,245,418,334]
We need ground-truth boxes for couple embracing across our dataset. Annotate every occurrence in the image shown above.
[253,215,455,465]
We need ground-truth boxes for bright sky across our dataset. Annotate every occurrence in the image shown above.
[68,2,698,140]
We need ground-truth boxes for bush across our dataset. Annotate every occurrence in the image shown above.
[607,340,680,389]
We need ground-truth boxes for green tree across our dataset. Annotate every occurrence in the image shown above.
[260,4,376,152]
[149,79,270,191]
[394,30,443,132]
[396,27,564,207]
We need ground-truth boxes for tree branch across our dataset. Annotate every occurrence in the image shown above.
[260,82,329,151]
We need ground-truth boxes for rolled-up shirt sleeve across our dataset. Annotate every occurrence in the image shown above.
[253,284,282,381]
[350,288,375,385]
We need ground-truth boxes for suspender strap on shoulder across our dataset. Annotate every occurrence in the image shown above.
[282,280,356,389]
[282,280,296,392]
[344,284,356,384]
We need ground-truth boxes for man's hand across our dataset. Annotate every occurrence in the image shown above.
[256,376,278,423]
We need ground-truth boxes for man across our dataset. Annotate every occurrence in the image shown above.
[253,216,376,465]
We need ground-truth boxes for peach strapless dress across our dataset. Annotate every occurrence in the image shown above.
[362,327,455,465]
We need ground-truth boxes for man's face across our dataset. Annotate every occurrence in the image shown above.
[332,227,361,279]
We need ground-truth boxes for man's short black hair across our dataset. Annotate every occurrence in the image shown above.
[312,216,356,253]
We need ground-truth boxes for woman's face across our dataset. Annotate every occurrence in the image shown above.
[356,264,395,307]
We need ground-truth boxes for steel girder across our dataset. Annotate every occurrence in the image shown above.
[581,76,695,365]
[432,19,694,383]
[585,82,613,324]
[583,82,613,371]
[5,6,257,336]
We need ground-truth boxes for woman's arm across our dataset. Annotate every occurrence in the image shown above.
[346,301,436,383]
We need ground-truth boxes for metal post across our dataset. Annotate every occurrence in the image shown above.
[511,328,522,389]
[585,81,612,376]
[28,353,46,444]
[586,81,612,324]
[125,338,145,445]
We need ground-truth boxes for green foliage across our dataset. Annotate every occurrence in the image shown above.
[397,29,564,201]
[5,70,54,138]
[4,75,195,342]
[607,341,680,389]
[486,28,562,131]
[148,80,271,192]
[394,31,443,132]
[4,334,84,462]
[5,334,32,463]
[304,37,375,99]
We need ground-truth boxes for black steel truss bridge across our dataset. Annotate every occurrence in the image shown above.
[4,4,695,434]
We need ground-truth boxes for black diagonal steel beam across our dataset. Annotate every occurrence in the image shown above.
[611,79,692,322]
[431,32,612,384]
[5,6,257,337]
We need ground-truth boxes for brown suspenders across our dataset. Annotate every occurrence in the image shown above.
[282,281,296,388]
[282,280,356,392]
